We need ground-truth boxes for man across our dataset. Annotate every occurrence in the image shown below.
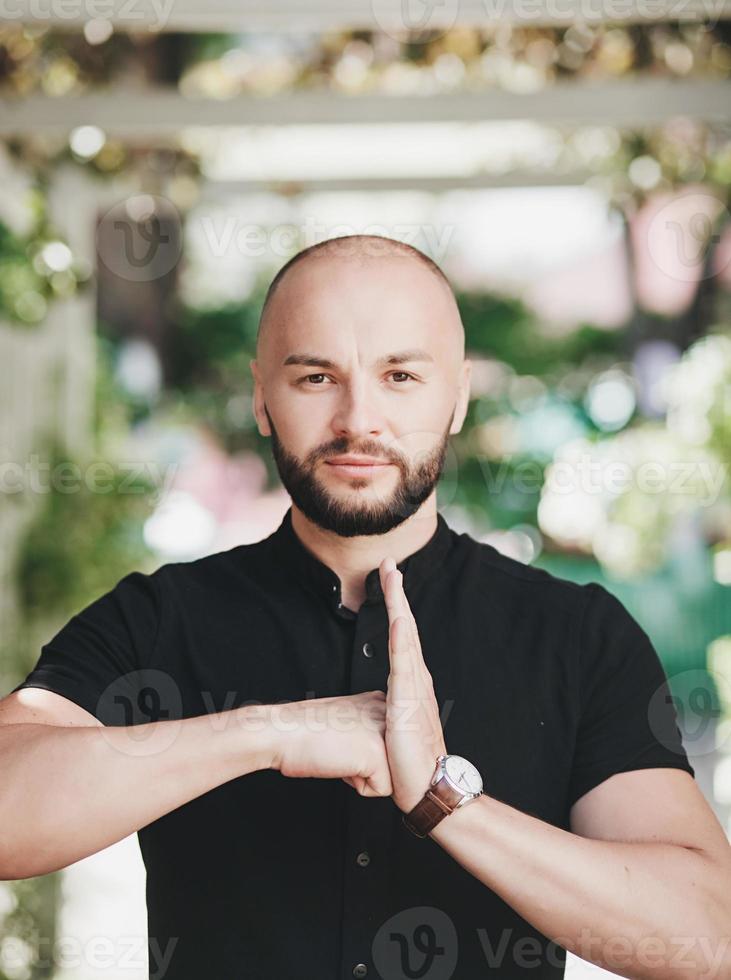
[1,233,730,980]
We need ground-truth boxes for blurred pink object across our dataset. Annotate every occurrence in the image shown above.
[524,234,632,333]
[168,424,291,550]
[630,185,728,316]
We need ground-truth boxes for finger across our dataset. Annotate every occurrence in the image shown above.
[385,572,421,675]
[388,569,430,680]
[382,560,409,622]
[380,563,408,643]
[365,766,393,797]
[381,563,414,641]
[360,782,383,797]
[389,569,421,655]
[388,612,414,679]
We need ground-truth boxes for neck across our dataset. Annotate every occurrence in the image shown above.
[290,500,438,611]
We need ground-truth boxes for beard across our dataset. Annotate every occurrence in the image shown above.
[264,403,454,538]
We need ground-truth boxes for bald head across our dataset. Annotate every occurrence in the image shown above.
[256,234,464,366]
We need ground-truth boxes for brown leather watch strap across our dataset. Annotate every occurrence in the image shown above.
[402,788,453,838]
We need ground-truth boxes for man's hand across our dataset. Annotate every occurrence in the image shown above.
[268,691,393,797]
[269,555,448,810]
[379,556,448,814]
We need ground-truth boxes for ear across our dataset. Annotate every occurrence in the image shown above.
[449,359,472,436]
[250,359,272,436]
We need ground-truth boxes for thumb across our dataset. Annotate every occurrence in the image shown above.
[363,762,393,798]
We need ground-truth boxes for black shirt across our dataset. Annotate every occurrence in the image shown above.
[12,506,695,979]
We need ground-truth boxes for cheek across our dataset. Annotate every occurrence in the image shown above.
[272,397,335,458]
[268,387,316,430]
[388,407,451,456]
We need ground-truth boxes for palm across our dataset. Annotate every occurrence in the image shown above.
[380,558,448,813]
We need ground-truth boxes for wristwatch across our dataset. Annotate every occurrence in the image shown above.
[402,754,483,838]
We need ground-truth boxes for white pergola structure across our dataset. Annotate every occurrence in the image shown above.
[2,0,730,137]
[1,1,728,193]
[3,78,729,133]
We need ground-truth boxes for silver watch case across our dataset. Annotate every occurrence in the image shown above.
[431,753,483,808]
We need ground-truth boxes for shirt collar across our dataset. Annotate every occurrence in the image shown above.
[269,506,453,608]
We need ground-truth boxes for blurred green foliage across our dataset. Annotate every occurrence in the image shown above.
[1,348,158,980]
[458,292,623,372]
[14,442,155,637]
[0,213,85,327]
[0,876,58,980]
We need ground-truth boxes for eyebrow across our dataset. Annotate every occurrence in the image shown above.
[283,348,435,369]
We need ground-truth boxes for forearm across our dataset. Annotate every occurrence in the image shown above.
[0,704,275,880]
[428,794,731,979]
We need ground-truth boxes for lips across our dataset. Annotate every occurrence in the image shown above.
[325,457,394,478]
[326,457,390,466]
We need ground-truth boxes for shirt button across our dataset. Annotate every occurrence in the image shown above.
[356,850,370,867]
[352,965,368,978]
[331,583,338,592]
[362,642,374,659]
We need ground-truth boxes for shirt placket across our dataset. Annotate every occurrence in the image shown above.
[338,601,397,980]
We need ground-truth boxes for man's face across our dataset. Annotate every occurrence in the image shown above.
[252,252,470,538]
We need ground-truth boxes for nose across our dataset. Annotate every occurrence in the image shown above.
[330,375,386,443]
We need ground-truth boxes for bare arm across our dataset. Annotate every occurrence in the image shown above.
[427,777,731,979]
[0,691,276,880]
[0,687,389,881]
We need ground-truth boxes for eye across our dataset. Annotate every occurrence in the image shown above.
[296,371,417,387]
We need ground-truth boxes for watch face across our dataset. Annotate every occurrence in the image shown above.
[444,755,482,795]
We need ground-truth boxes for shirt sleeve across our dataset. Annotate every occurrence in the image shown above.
[566,582,695,810]
[10,569,163,726]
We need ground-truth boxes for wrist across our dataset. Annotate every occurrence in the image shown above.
[428,791,490,842]
[396,756,442,814]
[401,753,484,838]
[230,703,280,773]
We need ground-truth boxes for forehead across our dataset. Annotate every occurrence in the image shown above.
[264,254,458,364]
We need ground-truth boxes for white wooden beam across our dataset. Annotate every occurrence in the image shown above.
[2,0,728,31]
[1,79,729,135]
